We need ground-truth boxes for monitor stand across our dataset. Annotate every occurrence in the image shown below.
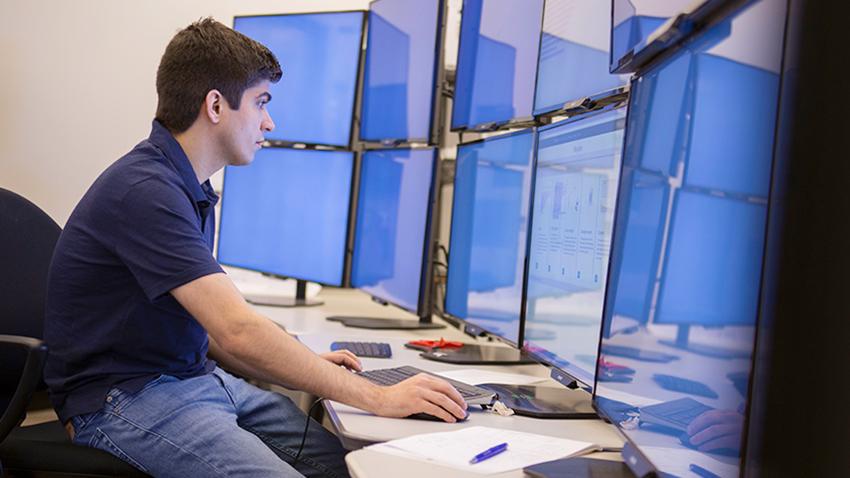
[659,325,750,360]
[245,280,323,308]
[477,383,597,419]
[419,344,536,365]
[326,315,446,330]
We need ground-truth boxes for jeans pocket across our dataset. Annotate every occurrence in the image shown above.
[90,428,149,473]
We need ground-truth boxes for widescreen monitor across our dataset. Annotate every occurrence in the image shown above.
[451,0,544,131]
[594,1,786,476]
[217,148,354,287]
[445,129,535,347]
[360,0,443,143]
[534,0,629,116]
[349,148,438,317]
[610,0,693,73]
[234,11,364,147]
[522,106,627,389]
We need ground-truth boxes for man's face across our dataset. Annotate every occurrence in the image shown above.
[220,80,275,166]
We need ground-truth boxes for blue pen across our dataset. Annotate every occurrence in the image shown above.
[689,464,721,478]
[469,442,508,464]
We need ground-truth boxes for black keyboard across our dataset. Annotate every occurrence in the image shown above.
[640,397,714,432]
[330,341,392,358]
[357,365,496,405]
[653,374,718,399]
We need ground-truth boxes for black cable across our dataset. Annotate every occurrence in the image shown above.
[294,398,325,464]
[438,244,450,263]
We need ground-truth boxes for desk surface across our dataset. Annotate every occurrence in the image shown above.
[243,282,625,476]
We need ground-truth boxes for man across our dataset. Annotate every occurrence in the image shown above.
[44,18,466,478]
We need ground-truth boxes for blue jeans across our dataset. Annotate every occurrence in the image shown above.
[70,367,349,477]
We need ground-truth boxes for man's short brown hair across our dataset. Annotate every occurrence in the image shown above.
[155,18,282,133]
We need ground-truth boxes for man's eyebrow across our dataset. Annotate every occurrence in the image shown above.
[258,92,272,102]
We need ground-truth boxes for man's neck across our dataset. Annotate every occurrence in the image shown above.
[173,127,223,184]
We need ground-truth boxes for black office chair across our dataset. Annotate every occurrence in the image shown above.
[0,188,148,477]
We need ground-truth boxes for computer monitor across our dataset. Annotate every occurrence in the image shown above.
[451,0,544,132]
[360,0,444,144]
[329,147,444,329]
[482,107,627,418]
[593,1,786,476]
[217,147,355,305]
[435,129,536,364]
[233,11,365,148]
[534,0,630,116]
[610,0,693,73]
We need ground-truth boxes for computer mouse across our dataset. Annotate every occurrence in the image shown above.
[407,410,469,422]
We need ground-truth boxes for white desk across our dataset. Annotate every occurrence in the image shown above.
[251,287,625,476]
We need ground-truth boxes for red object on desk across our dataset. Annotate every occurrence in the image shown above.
[407,338,464,350]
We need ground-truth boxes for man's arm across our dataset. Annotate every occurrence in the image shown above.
[171,273,467,422]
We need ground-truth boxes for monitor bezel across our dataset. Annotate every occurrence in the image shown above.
[592,2,789,475]
[358,0,447,146]
[216,146,356,288]
[232,10,367,149]
[608,0,752,74]
[519,103,629,390]
[449,0,544,133]
[442,127,538,349]
[349,147,441,318]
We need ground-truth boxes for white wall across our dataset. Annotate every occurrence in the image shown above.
[0,0,377,225]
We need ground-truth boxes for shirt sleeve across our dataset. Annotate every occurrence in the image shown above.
[108,176,224,301]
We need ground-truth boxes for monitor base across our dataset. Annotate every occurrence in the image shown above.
[478,383,597,419]
[326,316,446,330]
[600,344,679,363]
[243,279,322,308]
[659,339,750,360]
[246,294,324,308]
[419,344,536,365]
[524,457,634,478]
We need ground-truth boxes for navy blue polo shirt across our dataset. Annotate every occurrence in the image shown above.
[44,120,223,424]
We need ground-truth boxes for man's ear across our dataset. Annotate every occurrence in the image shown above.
[204,90,224,124]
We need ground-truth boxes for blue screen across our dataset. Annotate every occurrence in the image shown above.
[452,0,544,130]
[217,148,354,286]
[445,129,534,346]
[610,0,692,71]
[534,0,629,115]
[234,12,363,147]
[523,108,627,387]
[351,148,436,313]
[596,2,786,476]
[360,0,441,142]
[655,191,767,326]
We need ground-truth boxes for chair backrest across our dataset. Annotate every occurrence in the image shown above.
[0,188,60,389]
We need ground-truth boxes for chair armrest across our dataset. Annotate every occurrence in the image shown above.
[0,335,48,444]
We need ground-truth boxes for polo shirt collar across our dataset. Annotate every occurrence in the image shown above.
[148,120,217,206]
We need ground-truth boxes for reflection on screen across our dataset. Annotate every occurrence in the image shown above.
[445,129,534,346]
[610,0,693,71]
[452,0,543,130]
[596,2,785,476]
[535,0,629,115]
[234,12,363,147]
[361,0,440,142]
[351,148,436,313]
[218,148,354,286]
[523,108,626,387]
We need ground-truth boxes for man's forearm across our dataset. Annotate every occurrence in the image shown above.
[217,311,384,413]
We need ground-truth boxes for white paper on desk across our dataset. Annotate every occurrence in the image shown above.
[433,369,547,386]
[640,446,739,477]
[367,426,598,474]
